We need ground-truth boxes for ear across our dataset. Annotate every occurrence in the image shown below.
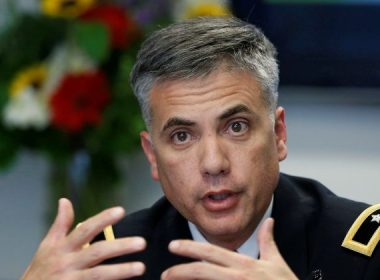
[140,131,160,181]
[274,107,288,162]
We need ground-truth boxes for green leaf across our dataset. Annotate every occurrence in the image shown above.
[71,21,110,63]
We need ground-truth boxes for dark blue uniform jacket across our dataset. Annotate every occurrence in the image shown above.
[104,173,380,279]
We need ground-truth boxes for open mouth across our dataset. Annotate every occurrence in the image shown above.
[208,192,232,201]
[202,191,241,212]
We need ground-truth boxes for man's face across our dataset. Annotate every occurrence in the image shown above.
[140,68,287,248]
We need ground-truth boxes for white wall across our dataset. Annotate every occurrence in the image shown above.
[0,87,379,279]
[280,87,380,204]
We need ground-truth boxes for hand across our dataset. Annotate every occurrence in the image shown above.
[162,218,298,280]
[21,198,146,280]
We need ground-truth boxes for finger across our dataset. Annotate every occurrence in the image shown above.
[80,262,145,280]
[162,262,236,280]
[66,206,125,250]
[257,217,280,260]
[44,198,74,242]
[74,237,146,268]
[168,240,246,268]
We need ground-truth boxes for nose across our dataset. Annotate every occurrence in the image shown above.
[199,134,230,177]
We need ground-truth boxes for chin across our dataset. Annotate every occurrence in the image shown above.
[200,220,245,238]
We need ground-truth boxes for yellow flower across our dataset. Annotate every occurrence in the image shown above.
[10,65,47,97]
[41,0,96,18]
[174,0,231,21]
[185,3,231,18]
[5,64,50,129]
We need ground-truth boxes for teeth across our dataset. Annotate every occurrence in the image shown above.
[209,193,229,200]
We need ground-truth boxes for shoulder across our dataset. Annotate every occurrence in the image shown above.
[278,173,370,237]
[277,173,369,222]
[277,173,380,278]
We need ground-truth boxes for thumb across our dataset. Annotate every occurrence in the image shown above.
[258,217,281,260]
[45,198,74,242]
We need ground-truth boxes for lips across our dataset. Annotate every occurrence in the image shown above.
[202,190,241,212]
[208,192,230,200]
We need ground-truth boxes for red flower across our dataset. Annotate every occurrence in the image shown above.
[50,71,110,133]
[80,4,137,49]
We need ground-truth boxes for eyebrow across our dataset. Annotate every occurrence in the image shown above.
[218,104,253,121]
[161,104,254,133]
[162,117,195,133]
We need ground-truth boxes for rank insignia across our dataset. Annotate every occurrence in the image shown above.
[342,204,380,257]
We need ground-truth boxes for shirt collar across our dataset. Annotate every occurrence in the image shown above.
[188,196,273,259]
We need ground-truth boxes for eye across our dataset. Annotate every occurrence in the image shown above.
[227,121,248,136]
[171,131,191,145]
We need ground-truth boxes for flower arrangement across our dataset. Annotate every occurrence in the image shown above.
[0,1,162,165]
[0,0,231,221]
[0,0,170,220]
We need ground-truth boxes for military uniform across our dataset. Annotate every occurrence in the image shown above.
[102,173,380,279]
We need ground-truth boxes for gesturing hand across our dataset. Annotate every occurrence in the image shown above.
[21,198,146,280]
[162,218,298,280]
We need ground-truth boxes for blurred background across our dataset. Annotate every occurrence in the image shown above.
[0,0,379,279]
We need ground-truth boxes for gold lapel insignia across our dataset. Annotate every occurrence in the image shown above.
[342,204,380,257]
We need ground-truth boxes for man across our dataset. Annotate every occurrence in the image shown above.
[22,17,379,280]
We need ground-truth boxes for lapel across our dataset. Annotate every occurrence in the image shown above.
[146,203,194,279]
[112,198,194,280]
[272,174,313,279]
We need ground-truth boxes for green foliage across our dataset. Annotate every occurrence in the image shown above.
[71,21,110,63]
[0,14,67,80]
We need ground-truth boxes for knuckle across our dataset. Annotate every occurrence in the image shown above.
[239,255,254,267]
[76,223,93,238]
[39,237,60,251]
[192,263,206,278]
[230,271,248,280]
[50,257,71,275]
[88,246,103,261]
[85,270,102,280]
[164,269,175,279]
[100,208,118,220]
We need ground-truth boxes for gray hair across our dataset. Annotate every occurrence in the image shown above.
[130,16,279,129]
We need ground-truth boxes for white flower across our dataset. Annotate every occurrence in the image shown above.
[43,43,97,97]
[3,87,50,130]
[2,42,97,130]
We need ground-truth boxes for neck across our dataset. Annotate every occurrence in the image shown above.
[191,215,260,251]
[202,230,254,251]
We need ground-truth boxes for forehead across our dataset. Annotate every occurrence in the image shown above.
[149,69,267,128]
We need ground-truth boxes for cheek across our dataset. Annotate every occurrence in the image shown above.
[232,134,279,185]
[158,166,199,218]
[156,154,198,195]
[158,147,200,176]
[251,140,280,190]
[236,133,277,165]
[253,130,278,160]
